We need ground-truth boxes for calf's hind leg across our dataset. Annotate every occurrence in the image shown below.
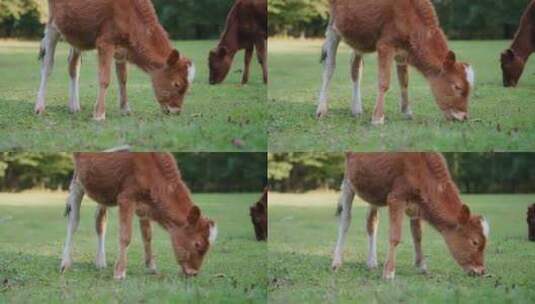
[68,48,82,113]
[383,195,406,280]
[332,178,355,271]
[60,178,85,272]
[35,25,60,115]
[316,20,341,118]
[139,218,157,274]
[114,198,135,280]
[350,52,364,117]
[366,206,379,269]
[395,55,412,119]
[95,205,108,269]
[115,50,130,115]
[410,218,427,273]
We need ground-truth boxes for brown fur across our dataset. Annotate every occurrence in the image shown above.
[328,0,472,121]
[43,0,194,118]
[528,204,535,241]
[344,152,487,276]
[208,0,267,84]
[73,152,216,277]
[501,0,535,87]
[250,187,268,241]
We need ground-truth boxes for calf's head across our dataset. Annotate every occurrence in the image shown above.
[501,49,525,87]
[169,205,217,277]
[429,51,473,121]
[151,49,195,114]
[442,205,488,276]
[208,46,233,84]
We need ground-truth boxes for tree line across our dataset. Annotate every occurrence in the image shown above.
[269,153,535,193]
[0,153,267,192]
[268,0,530,39]
[0,0,234,39]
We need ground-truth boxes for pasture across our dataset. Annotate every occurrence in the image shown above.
[269,192,535,303]
[0,192,266,303]
[268,40,535,151]
[0,40,266,151]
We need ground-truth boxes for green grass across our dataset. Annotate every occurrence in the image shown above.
[0,192,266,303]
[269,192,535,303]
[268,39,535,151]
[0,40,267,151]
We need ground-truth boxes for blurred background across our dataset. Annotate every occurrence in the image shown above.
[269,153,535,193]
[0,0,235,39]
[268,0,529,39]
[0,153,267,192]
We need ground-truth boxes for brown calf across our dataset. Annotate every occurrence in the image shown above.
[501,0,535,87]
[208,0,267,85]
[60,152,217,279]
[36,0,195,120]
[528,204,535,241]
[317,0,474,124]
[250,188,268,241]
[333,153,488,280]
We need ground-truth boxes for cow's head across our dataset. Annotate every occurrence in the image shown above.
[169,205,217,277]
[151,49,195,114]
[208,46,233,84]
[442,205,488,276]
[501,49,525,87]
[250,200,267,241]
[428,51,473,121]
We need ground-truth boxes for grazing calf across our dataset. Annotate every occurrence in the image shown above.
[528,204,535,241]
[208,0,267,85]
[60,152,217,279]
[250,188,268,241]
[36,0,195,120]
[333,153,488,280]
[317,0,474,124]
[501,0,535,87]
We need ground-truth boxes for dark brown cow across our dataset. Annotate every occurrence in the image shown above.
[501,0,535,87]
[60,152,217,280]
[317,0,474,124]
[208,0,267,85]
[250,188,268,241]
[528,204,535,241]
[333,153,488,280]
[36,0,195,120]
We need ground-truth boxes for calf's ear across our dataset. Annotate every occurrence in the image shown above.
[443,51,456,69]
[167,49,180,66]
[458,204,471,225]
[218,46,228,56]
[187,205,201,225]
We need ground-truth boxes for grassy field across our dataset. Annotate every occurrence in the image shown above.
[268,39,535,151]
[269,192,535,303]
[0,40,266,151]
[0,192,266,303]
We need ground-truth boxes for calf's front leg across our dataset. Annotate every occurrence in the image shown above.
[372,43,394,125]
[139,218,157,274]
[114,198,134,280]
[93,43,114,121]
[410,218,427,273]
[95,205,108,269]
[395,56,412,119]
[255,38,268,84]
[242,46,253,85]
[366,206,379,269]
[68,48,82,113]
[383,196,406,280]
[350,51,364,117]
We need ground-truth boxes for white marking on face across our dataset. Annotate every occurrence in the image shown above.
[450,110,468,121]
[166,106,181,114]
[465,65,475,87]
[187,63,196,84]
[208,224,218,245]
[480,218,489,238]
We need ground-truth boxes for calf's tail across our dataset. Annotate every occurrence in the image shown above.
[335,176,351,216]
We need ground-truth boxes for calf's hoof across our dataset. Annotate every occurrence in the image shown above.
[60,259,72,273]
[331,259,342,272]
[383,270,395,280]
[120,106,131,116]
[34,105,45,115]
[371,116,385,126]
[367,259,378,270]
[416,262,428,274]
[316,105,328,119]
[402,109,413,120]
[93,112,106,121]
[114,270,126,280]
[95,258,107,270]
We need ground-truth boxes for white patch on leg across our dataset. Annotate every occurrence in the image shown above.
[187,63,196,84]
[351,54,363,116]
[481,217,489,238]
[465,65,475,88]
[367,233,378,269]
[208,223,218,245]
[332,179,354,271]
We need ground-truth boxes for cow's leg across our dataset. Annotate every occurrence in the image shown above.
[93,42,114,121]
[350,51,364,117]
[410,217,427,273]
[395,55,412,119]
[316,22,341,118]
[366,206,379,269]
[115,50,130,115]
[372,42,395,125]
[114,198,134,280]
[68,48,82,113]
[60,178,85,272]
[383,196,406,280]
[255,38,268,84]
[139,218,157,274]
[35,25,60,115]
[332,178,355,271]
[242,46,254,85]
[95,205,108,269]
